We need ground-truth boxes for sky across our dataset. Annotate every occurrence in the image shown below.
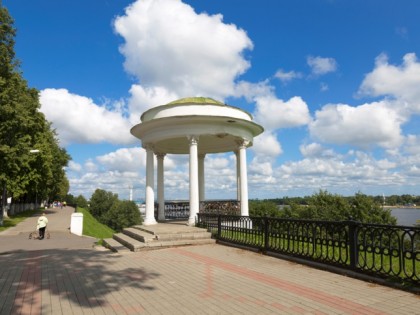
[3,0,420,201]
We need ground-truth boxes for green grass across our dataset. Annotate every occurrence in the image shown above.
[77,207,115,240]
[0,209,42,232]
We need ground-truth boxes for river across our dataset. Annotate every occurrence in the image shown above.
[390,208,420,226]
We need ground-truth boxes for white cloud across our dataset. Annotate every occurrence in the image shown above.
[128,85,179,124]
[358,53,420,114]
[249,160,273,177]
[40,88,134,146]
[300,143,336,158]
[251,131,283,158]
[273,148,405,195]
[253,95,311,130]
[307,56,337,75]
[404,135,420,155]
[233,80,274,102]
[274,69,303,83]
[205,156,230,170]
[84,160,99,172]
[96,147,146,172]
[309,101,405,149]
[67,161,82,173]
[114,0,253,99]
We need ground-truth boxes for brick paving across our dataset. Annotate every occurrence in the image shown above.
[1,208,419,314]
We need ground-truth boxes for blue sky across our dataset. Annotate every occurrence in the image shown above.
[4,0,420,201]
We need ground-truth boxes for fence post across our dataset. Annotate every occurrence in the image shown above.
[346,219,359,269]
[217,214,222,239]
[264,216,269,252]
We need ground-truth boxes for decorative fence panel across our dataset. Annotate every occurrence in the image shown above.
[197,214,420,287]
[161,200,241,219]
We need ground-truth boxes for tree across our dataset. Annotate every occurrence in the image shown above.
[300,190,350,221]
[0,6,70,225]
[249,200,280,217]
[75,195,88,208]
[65,194,75,205]
[281,191,397,225]
[104,200,142,232]
[348,193,396,225]
[89,189,118,222]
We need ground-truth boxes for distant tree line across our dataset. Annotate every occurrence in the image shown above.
[66,189,142,232]
[266,193,420,207]
[250,190,398,225]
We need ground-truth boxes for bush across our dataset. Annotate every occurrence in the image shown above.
[89,189,118,222]
[249,200,280,217]
[104,200,142,232]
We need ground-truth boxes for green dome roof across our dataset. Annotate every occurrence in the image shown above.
[167,97,225,105]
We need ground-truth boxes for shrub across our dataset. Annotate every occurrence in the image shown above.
[89,189,118,222]
[104,200,142,232]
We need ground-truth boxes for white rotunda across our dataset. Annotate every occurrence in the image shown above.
[130,97,264,225]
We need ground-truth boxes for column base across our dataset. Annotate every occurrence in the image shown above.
[143,218,158,225]
[187,217,196,226]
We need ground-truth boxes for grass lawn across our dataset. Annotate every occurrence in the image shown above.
[77,207,115,240]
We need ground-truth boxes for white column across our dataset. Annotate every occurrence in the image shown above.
[157,153,166,221]
[198,154,205,203]
[144,144,157,225]
[235,150,241,202]
[188,136,199,225]
[237,140,250,216]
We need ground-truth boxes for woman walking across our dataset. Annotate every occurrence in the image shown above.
[37,212,48,240]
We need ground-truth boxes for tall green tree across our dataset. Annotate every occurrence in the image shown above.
[0,6,70,224]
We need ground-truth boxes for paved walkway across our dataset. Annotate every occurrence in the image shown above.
[0,208,419,314]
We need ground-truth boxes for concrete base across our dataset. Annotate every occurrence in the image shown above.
[70,213,83,236]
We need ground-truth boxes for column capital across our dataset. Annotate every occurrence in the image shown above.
[143,143,154,151]
[187,135,199,145]
[235,139,250,150]
[156,152,166,159]
[198,153,206,159]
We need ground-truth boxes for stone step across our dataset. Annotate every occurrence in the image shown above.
[102,238,131,253]
[110,233,215,252]
[113,233,145,252]
[131,225,156,235]
[123,228,157,244]
[126,226,212,242]
[141,238,216,250]
[153,231,213,241]
[105,223,216,253]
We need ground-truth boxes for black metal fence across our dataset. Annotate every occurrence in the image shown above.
[197,213,420,287]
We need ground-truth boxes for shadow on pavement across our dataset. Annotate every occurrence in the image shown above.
[0,248,160,313]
